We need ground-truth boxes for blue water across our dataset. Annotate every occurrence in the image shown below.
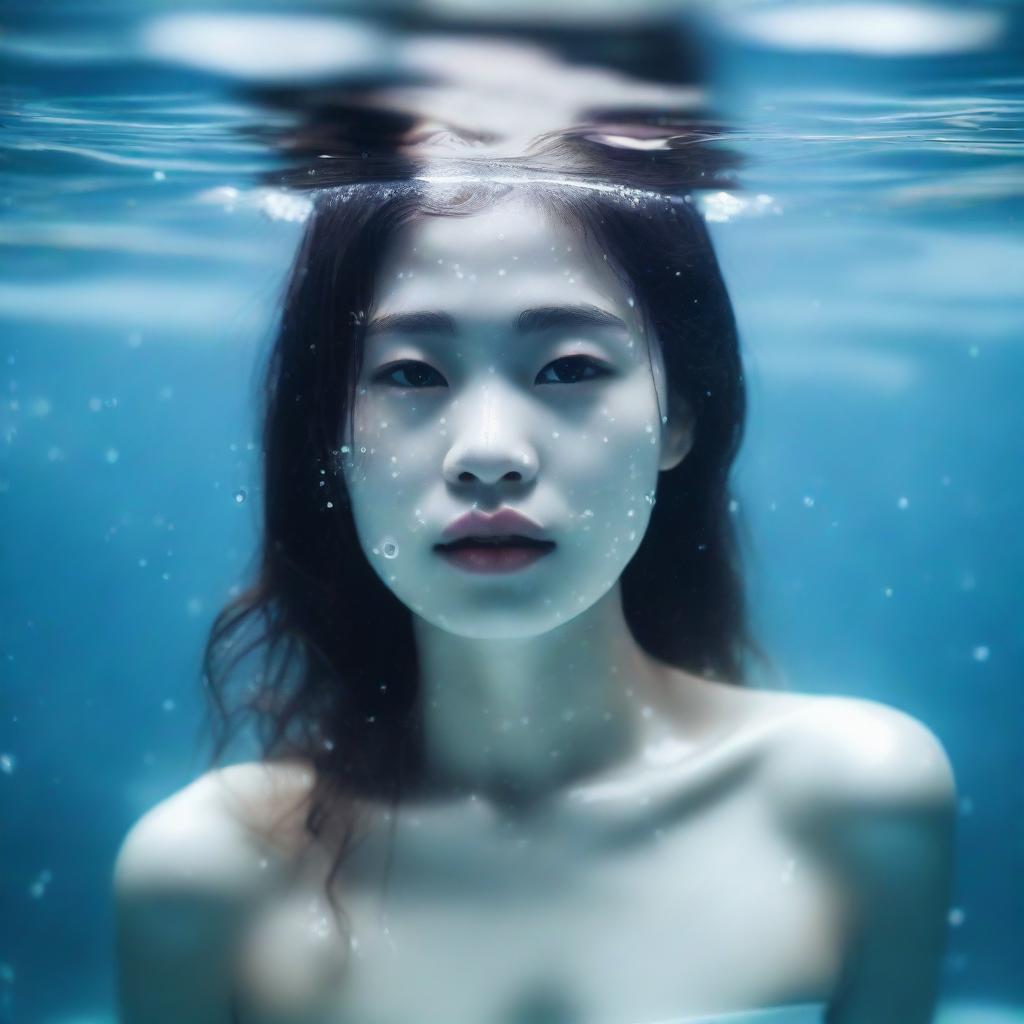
[1,2,1022,1022]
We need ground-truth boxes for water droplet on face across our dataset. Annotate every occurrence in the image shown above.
[381,537,399,559]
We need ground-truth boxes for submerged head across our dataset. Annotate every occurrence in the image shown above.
[341,187,694,640]
[205,168,759,808]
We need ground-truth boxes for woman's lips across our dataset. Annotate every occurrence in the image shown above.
[434,538,556,574]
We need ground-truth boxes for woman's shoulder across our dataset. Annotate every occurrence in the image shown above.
[112,762,319,1022]
[657,668,955,815]
[758,690,957,817]
[113,758,316,902]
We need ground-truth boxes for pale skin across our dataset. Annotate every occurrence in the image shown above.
[113,193,956,1024]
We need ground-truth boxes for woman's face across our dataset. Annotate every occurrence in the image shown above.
[340,193,691,640]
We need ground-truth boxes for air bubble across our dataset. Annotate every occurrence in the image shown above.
[29,869,52,899]
[234,489,246,504]
[381,537,400,559]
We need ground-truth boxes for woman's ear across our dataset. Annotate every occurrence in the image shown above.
[659,395,694,472]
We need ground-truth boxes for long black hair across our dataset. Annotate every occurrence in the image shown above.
[200,142,771,922]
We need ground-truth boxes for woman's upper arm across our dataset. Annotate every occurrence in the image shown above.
[113,771,269,1024]
[769,696,957,1024]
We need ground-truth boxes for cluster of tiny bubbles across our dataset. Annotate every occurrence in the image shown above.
[306,901,332,940]
[29,869,52,899]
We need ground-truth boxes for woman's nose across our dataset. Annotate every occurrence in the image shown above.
[441,384,539,489]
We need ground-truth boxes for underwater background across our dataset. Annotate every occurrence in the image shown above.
[1,1,1021,1021]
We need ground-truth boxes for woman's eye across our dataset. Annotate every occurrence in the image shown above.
[373,357,610,389]
[374,361,447,389]
[536,356,611,385]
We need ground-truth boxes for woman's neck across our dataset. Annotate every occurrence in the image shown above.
[410,583,673,810]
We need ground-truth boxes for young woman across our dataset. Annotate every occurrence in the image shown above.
[113,157,956,1024]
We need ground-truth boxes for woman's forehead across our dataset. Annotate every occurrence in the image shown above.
[373,194,634,322]
[411,194,569,253]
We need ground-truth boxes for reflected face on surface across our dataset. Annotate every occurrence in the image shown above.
[340,193,692,639]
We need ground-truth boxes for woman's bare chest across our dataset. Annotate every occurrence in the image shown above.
[233,780,842,1024]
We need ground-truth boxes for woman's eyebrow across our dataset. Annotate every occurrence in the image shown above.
[365,310,457,336]
[517,304,628,334]
[365,304,628,338]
